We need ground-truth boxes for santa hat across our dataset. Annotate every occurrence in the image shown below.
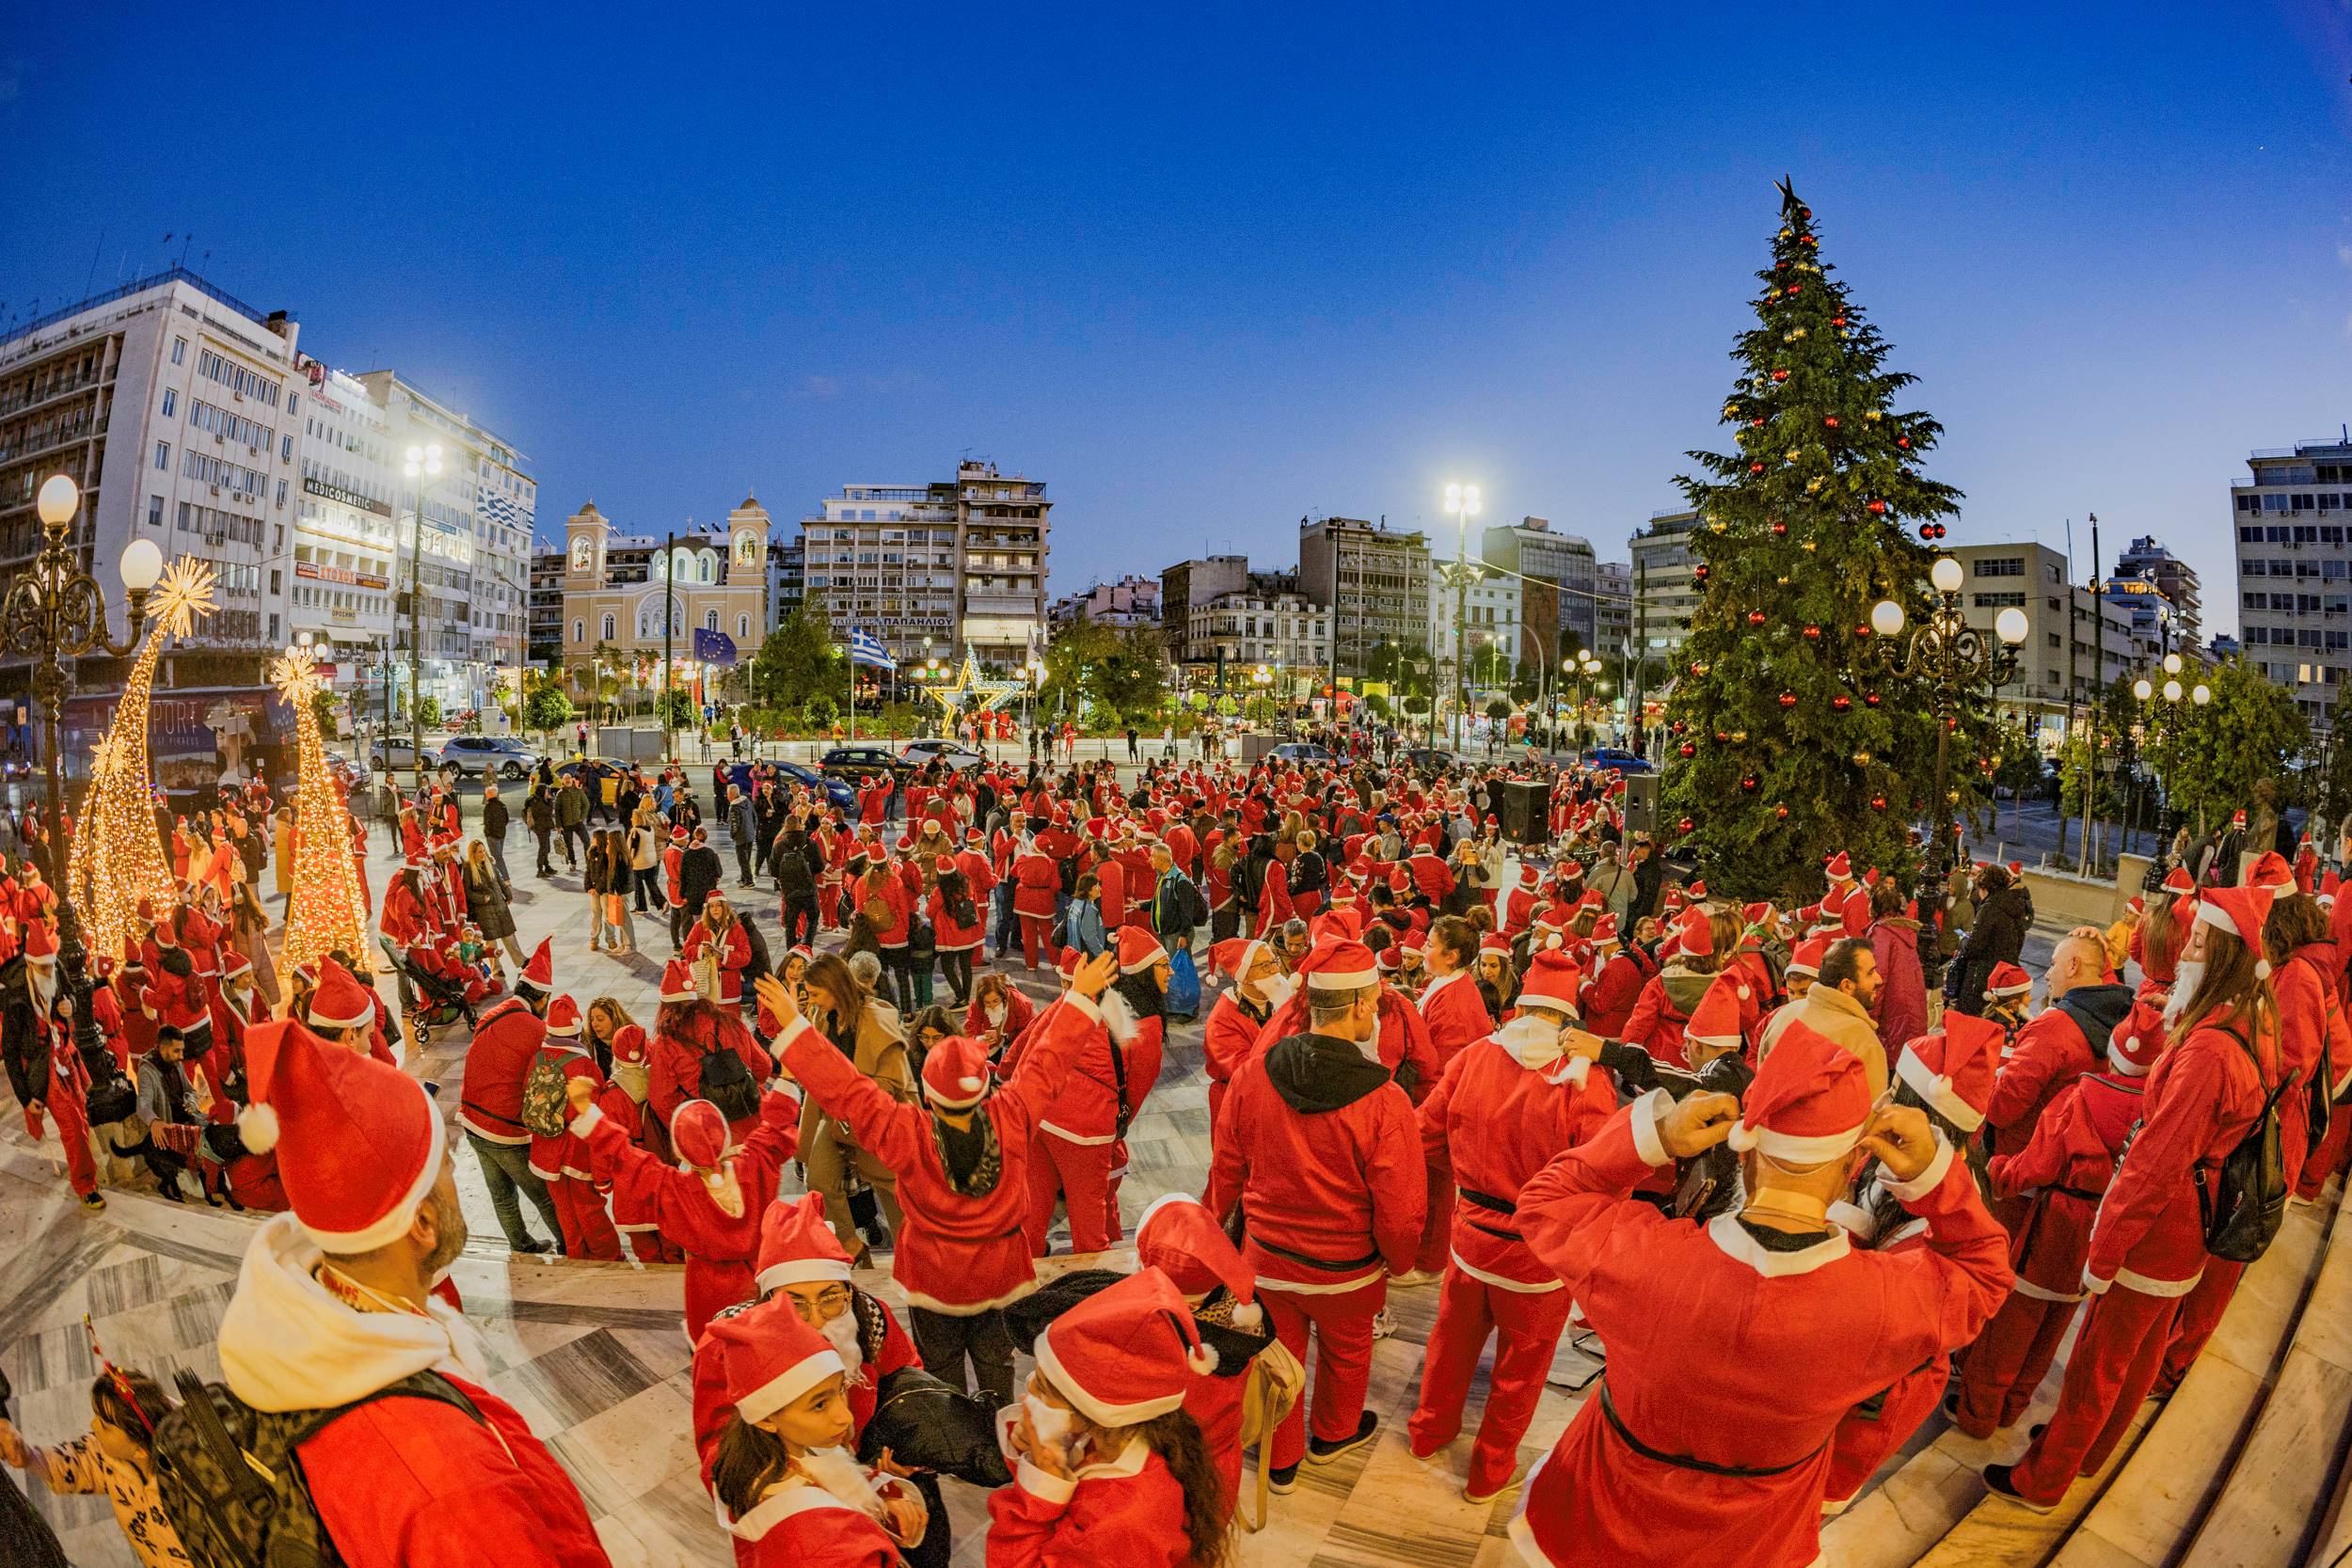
[21,923,55,962]
[1055,947,1083,982]
[1674,903,1714,958]
[1591,912,1621,947]
[1985,961,2032,1000]
[2108,994,2169,1076]
[2246,851,2295,893]
[1517,941,1583,1016]
[1786,935,1830,980]
[660,958,700,1004]
[1894,1015,2000,1132]
[1137,1194,1262,1331]
[1375,947,1402,975]
[707,1297,844,1427]
[1683,972,1750,1054]
[306,958,373,1032]
[1518,863,1539,887]
[1479,932,1512,956]
[704,889,728,908]
[755,1192,854,1293]
[2161,864,2195,895]
[669,827,688,845]
[1311,908,1365,943]
[1725,1023,1872,1164]
[1296,933,1378,993]
[1823,850,1853,881]
[221,949,253,981]
[670,1100,730,1168]
[238,1020,441,1252]
[515,938,554,996]
[2195,884,2278,977]
[1033,1269,1216,1426]
[1209,937,1268,986]
[919,1035,993,1110]
[1117,927,1166,975]
[545,995,582,1037]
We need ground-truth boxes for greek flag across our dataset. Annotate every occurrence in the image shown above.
[847,629,897,671]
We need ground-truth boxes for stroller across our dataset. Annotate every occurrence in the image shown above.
[380,936,478,1052]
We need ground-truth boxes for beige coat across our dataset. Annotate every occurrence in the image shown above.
[1758,982,1889,1098]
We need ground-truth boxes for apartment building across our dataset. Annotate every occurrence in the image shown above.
[1629,506,1701,656]
[1946,541,2134,742]
[2114,534,2202,646]
[1050,575,1161,629]
[1426,555,1523,693]
[1595,561,1633,661]
[799,460,1050,667]
[2232,433,2352,735]
[529,546,566,667]
[1160,555,1250,666]
[1187,591,1330,692]
[1298,515,1431,683]
[769,535,804,629]
[287,358,397,705]
[1482,515,1600,659]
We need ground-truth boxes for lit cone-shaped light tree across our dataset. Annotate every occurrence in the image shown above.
[70,558,215,964]
[274,646,370,974]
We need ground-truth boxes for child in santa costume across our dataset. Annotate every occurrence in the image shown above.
[1951,995,2160,1439]
[1205,933,1424,1491]
[215,1019,609,1568]
[528,997,621,1260]
[566,1072,801,1339]
[1986,883,2283,1511]
[703,1298,928,1566]
[963,970,1035,1063]
[1200,936,1294,1132]
[766,956,1114,1408]
[1509,1020,2009,1568]
[1013,928,1168,1256]
[991,1270,1231,1568]
[1130,1194,1274,1519]
[1408,943,1616,1504]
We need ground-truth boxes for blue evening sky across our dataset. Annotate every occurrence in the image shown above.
[3,3,2347,634]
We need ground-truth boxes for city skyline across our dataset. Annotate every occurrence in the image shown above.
[4,5,2348,633]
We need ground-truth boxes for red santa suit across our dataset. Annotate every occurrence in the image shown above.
[1508,1026,2009,1568]
[649,995,772,1140]
[38,1006,97,1197]
[1200,949,1279,1132]
[1205,936,1424,1474]
[459,992,547,1152]
[1407,958,1615,1501]
[1581,941,1655,1040]
[592,1024,678,1264]
[1011,843,1060,970]
[527,1000,620,1260]
[1015,942,1163,1256]
[217,1022,609,1568]
[681,909,755,1004]
[963,984,1036,1061]
[2000,891,2281,1507]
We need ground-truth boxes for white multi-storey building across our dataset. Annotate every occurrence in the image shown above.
[289,359,398,707]
[2232,432,2352,735]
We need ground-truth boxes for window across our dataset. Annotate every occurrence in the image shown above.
[147,496,164,528]
[281,435,293,461]
[155,440,170,470]
[276,480,288,506]
[737,613,749,639]
[572,619,584,644]
[601,613,615,640]
[705,610,720,632]
[161,388,177,419]
[1975,557,2026,578]
[171,337,187,366]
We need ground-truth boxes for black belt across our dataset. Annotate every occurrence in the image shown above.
[2046,1184,2103,1203]
[1456,1186,1525,1243]
[1597,1382,1826,1479]
[1254,1238,1380,1273]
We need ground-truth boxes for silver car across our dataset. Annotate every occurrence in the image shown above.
[436,735,541,780]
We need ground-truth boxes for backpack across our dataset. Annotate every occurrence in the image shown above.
[154,1368,483,1568]
[1232,1338,1306,1532]
[520,1052,571,1139]
[697,1039,761,1123]
[2196,1023,2291,1264]
[948,893,978,930]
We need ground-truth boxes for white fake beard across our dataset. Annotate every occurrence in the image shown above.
[984,1001,1007,1027]
[820,1305,867,1382]
[27,964,56,1013]
[1257,972,1300,1010]
[1497,1014,1565,1069]
[794,1445,889,1522]
[1101,989,1139,1046]
[2161,960,2204,1031]
[1023,1395,1080,1465]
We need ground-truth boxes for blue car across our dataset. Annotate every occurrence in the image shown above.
[774,759,857,812]
[1581,747,1655,775]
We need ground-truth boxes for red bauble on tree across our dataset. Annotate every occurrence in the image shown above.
[1863,692,1882,708]
[1776,692,1797,708]
[1771,521,1788,536]
[1774,805,1790,820]
[1801,625,1821,641]
[1677,817,1694,835]
[1678,742,1695,758]
[1747,610,1767,626]
[1831,693,1851,713]
[1867,499,1888,515]
[1823,416,1839,428]
[1740,775,1760,793]
[1869,795,1888,811]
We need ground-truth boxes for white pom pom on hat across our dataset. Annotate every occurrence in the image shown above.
[238,1101,279,1154]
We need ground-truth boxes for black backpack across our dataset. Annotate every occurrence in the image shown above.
[696,1039,761,1123]
[154,1368,483,1568]
[2197,1024,2291,1265]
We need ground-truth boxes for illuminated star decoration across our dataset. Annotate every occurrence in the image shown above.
[69,561,215,965]
[915,643,1031,716]
[274,646,370,974]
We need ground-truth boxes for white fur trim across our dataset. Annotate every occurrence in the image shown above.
[1881,1133,1956,1201]
[569,1101,606,1136]
[2112,1264,2202,1298]
[1730,1120,1864,1164]
[237,1101,279,1154]
[2011,1277,2083,1304]
[754,1257,853,1293]
[734,1346,846,1425]
[1014,1456,1078,1507]
[2255,958,2272,979]
[1894,1051,1988,1132]
[296,1081,447,1254]
[1187,1344,1218,1374]
[1705,1212,1851,1277]
[1034,1327,1186,1426]
[1628,1087,1675,1167]
[1448,1249,1564,1294]
[1100,990,1140,1047]
[2106,1039,2152,1077]
[2194,900,2240,939]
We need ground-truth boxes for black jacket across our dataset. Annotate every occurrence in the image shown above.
[1950,884,2031,1006]
[679,844,724,911]
[481,795,509,842]
[1263,1032,1391,1114]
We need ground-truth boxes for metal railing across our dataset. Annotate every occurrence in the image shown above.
[0,266,274,353]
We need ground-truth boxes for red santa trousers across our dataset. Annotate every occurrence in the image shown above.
[622,1225,683,1264]
[1415,1168,1456,1275]
[2155,1258,2246,1396]
[1405,1267,1573,1497]
[2297,1110,2352,1200]
[49,1088,95,1198]
[1025,1132,1115,1255]
[683,1257,756,1344]
[1824,1355,1948,1508]
[1261,1276,1386,1472]
[2007,1283,2179,1505]
[1951,1291,2079,1438]
[1018,914,1054,970]
[551,1178,622,1261]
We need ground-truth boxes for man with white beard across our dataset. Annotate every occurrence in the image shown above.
[1,922,63,1133]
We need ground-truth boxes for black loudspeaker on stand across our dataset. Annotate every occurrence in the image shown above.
[1499,779,1551,845]
[1621,772,1659,837]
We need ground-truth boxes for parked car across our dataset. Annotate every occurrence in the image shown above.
[775,759,858,812]
[1581,746,1655,775]
[900,739,987,772]
[1399,747,1456,776]
[1270,741,1337,766]
[820,745,909,784]
[437,735,541,780]
[368,736,424,771]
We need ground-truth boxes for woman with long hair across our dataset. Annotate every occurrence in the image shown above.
[2133,884,2190,986]
[795,952,914,1264]
[225,880,280,1012]
[989,1271,1232,1568]
[585,830,614,953]
[1988,882,2285,1509]
[601,830,638,957]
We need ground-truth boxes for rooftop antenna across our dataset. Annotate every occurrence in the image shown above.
[178,234,193,268]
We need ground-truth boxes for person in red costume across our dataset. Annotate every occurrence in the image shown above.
[526,997,620,1260]
[1579,912,1656,1039]
[704,1299,928,1567]
[1408,943,1615,1504]
[1206,932,1424,1492]
[683,893,755,1004]
[962,970,1034,1062]
[216,1018,610,1568]
[587,1002,677,1263]
[1981,932,2134,1234]
[1125,1194,1272,1523]
[1010,832,1060,971]
[1507,1022,2008,1568]
[1986,881,2283,1510]
[1200,937,1293,1132]
[566,1074,801,1340]
[1014,929,1167,1256]
[1951,995,2162,1438]
[648,958,771,1140]
[990,1270,1232,1568]
[1400,914,1499,1282]
[457,938,564,1255]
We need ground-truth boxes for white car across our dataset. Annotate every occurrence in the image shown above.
[900,739,987,771]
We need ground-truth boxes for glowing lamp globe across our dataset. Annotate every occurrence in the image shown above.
[2192,684,2211,705]
[1930,557,1963,594]
[36,474,79,526]
[1994,607,2028,645]
[2162,653,2183,675]
[1869,600,1906,638]
[119,538,165,593]
[2133,677,2153,702]
[2163,679,2184,703]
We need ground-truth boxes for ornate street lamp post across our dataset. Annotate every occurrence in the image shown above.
[2134,654,2211,870]
[3,475,163,1055]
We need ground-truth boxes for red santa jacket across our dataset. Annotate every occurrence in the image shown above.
[1582,948,1657,1040]
[2086,1006,2280,1294]
[577,1088,800,1268]
[1989,1070,2142,1301]
[928,884,986,954]
[380,879,432,947]
[985,1437,1192,1568]
[1201,989,1273,1100]
[964,986,1036,1057]
[1986,1006,2102,1158]
[1013,993,1162,1147]
[1012,848,1060,919]
[649,1002,771,1136]
[1406,850,1456,907]
[1512,1094,2009,1568]
[1416,970,1494,1074]
[1206,1029,1426,1291]
[140,964,214,1036]
[2275,942,2347,1181]
[1419,1031,1615,1291]
[460,997,547,1147]
[1095,853,1128,931]
[783,994,1101,1311]
[682,917,754,1003]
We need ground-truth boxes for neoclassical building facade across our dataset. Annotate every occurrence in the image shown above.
[559,496,771,689]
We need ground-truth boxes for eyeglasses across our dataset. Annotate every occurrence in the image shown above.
[796,1286,854,1323]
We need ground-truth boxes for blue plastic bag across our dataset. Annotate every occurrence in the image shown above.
[1165,944,1202,1020]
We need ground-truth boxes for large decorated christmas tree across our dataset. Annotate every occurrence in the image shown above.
[1659,180,1994,899]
